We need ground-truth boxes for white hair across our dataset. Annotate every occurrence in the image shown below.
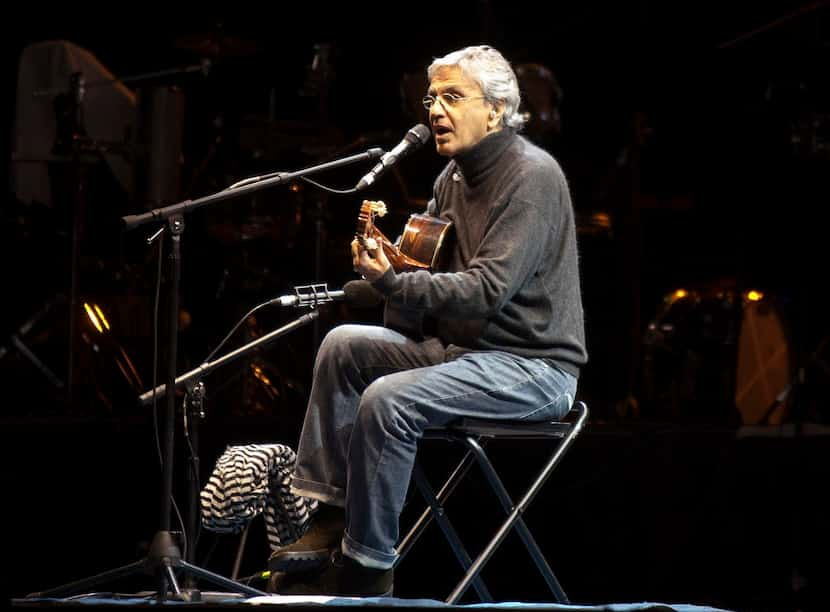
[427,45,526,130]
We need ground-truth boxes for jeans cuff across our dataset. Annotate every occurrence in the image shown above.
[342,530,397,570]
[290,478,346,508]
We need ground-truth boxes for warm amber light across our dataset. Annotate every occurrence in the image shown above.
[252,364,272,386]
[84,303,103,333]
[667,289,688,304]
[746,290,764,302]
[591,211,612,229]
[93,304,110,330]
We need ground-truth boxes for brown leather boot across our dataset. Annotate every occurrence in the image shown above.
[275,550,393,597]
[268,504,345,573]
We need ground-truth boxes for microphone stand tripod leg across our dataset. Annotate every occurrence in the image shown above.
[25,560,146,599]
[163,561,182,600]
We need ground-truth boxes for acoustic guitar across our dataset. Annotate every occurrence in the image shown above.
[355,200,453,338]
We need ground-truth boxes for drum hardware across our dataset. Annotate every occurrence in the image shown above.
[760,332,830,427]
[0,294,146,414]
[0,295,67,392]
[76,299,145,412]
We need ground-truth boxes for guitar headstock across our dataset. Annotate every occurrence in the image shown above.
[356,200,387,251]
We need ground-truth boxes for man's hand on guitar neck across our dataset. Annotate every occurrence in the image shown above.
[351,237,391,283]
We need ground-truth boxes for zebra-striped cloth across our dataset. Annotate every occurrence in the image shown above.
[200,443,318,552]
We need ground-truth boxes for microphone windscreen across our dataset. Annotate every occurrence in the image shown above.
[343,280,384,309]
[410,123,431,144]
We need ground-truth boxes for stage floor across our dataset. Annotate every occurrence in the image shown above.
[12,593,733,611]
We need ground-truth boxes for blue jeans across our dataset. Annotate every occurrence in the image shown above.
[290,324,577,569]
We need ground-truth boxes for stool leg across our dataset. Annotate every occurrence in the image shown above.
[455,437,568,604]
[448,408,587,604]
[408,458,493,602]
[396,449,477,563]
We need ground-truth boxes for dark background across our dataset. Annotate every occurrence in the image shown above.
[2,2,830,610]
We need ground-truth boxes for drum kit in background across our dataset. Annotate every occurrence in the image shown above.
[641,280,799,426]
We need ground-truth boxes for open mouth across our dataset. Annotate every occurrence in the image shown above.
[433,125,452,137]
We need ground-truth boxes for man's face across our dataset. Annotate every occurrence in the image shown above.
[427,65,500,157]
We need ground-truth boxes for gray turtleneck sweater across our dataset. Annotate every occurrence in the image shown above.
[373,127,587,376]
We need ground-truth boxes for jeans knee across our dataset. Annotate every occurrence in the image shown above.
[358,379,422,442]
[360,378,390,415]
[316,324,366,370]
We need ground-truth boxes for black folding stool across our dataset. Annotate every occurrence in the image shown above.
[395,400,588,604]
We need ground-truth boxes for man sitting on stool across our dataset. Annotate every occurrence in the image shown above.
[269,44,587,597]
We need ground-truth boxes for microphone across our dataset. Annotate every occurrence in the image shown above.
[271,281,384,309]
[355,124,431,191]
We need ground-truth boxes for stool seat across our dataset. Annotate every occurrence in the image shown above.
[429,416,579,439]
[396,400,588,604]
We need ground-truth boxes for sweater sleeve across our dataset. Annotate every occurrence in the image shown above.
[372,171,561,319]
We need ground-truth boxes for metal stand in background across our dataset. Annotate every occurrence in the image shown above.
[763,334,830,428]
[0,295,66,392]
[24,148,382,603]
[64,72,85,407]
[7,58,208,407]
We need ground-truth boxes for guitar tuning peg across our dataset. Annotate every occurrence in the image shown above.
[373,200,388,217]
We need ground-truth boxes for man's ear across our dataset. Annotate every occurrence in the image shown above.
[488,103,505,129]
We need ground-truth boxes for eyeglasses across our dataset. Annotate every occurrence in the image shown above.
[422,92,486,110]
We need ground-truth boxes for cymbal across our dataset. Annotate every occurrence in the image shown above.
[174,32,261,58]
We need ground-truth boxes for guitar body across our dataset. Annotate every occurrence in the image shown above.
[356,202,453,339]
[397,214,453,271]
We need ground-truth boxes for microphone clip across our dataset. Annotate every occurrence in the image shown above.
[294,283,332,307]
[276,283,344,308]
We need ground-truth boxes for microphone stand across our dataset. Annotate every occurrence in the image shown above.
[121,148,382,230]
[156,308,323,589]
[26,148,383,603]
[138,308,322,405]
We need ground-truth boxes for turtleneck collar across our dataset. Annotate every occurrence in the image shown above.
[452,127,517,187]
